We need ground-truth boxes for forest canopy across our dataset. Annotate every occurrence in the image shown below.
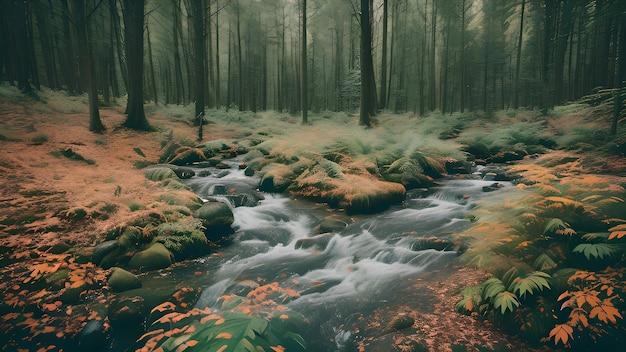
[1,0,625,122]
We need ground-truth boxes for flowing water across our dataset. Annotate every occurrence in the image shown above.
[182,162,511,351]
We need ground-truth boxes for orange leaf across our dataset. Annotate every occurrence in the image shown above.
[270,346,285,352]
[548,324,573,345]
[216,345,228,352]
[151,301,177,313]
[608,231,626,240]
[215,332,232,339]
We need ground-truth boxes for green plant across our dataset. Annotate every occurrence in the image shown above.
[29,134,48,144]
[139,283,308,352]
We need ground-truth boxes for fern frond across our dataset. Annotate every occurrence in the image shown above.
[493,291,520,314]
[534,254,557,271]
[572,243,618,260]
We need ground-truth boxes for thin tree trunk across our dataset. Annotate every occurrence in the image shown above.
[514,0,526,109]
[192,0,205,142]
[379,0,388,109]
[301,0,308,124]
[146,25,158,105]
[359,0,373,126]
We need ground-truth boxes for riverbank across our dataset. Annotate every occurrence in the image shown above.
[1,84,624,351]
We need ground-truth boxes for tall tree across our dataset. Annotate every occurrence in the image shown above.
[121,0,151,130]
[72,0,105,132]
[378,0,388,109]
[301,0,308,124]
[191,0,206,141]
[359,0,374,126]
[514,0,526,109]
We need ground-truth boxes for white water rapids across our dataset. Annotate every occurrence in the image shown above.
[182,163,512,350]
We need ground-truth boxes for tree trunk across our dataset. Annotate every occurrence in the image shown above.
[379,0,388,109]
[72,0,105,133]
[146,25,158,105]
[121,0,150,130]
[359,0,373,126]
[514,0,526,109]
[192,0,205,142]
[301,0,308,124]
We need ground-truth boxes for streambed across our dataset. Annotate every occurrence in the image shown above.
[175,161,514,351]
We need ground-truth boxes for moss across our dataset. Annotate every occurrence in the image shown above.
[144,167,177,181]
[155,226,211,260]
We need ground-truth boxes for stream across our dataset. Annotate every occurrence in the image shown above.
[182,161,511,351]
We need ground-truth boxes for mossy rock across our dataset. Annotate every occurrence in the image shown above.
[160,178,191,190]
[145,167,177,181]
[108,267,142,293]
[118,226,148,249]
[154,221,211,260]
[259,163,296,192]
[387,314,415,331]
[193,201,234,231]
[168,166,195,179]
[157,192,203,211]
[128,243,174,272]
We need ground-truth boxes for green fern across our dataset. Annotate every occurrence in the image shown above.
[572,243,618,260]
[542,218,567,236]
[533,253,557,271]
[509,271,551,299]
[492,291,520,314]
[501,267,521,288]
[482,278,506,302]
[454,286,483,315]
[154,311,306,352]
[581,232,610,242]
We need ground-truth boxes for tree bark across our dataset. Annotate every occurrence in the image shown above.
[514,0,526,109]
[359,0,373,126]
[121,0,151,130]
[301,0,308,124]
[192,0,205,141]
[379,0,388,109]
[72,0,105,133]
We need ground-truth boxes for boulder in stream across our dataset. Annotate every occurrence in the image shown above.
[128,243,174,272]
[108,267,142,293]
[295,233,335,251]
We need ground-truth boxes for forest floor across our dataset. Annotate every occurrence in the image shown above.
[0,84,625,351]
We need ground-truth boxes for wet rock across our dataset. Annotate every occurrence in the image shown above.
[445,160,473,174]
[108,267,142,293]
[77,319,107,351]
[107,295,146,331]
[482,182,504,192]
[488,150,527,163]
[295,233,335,251]
[238,228,293,246]
[387,314,415,331]
[128,243,174,272]
[154,223,210,260]
[169,166,195,179]
[410,237,466,253]
[314,217,349,234]
[259,163,296,193]
[92,240,119,266]
[193,201,234,231]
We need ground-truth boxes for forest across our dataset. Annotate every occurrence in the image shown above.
[1,0,625,351]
